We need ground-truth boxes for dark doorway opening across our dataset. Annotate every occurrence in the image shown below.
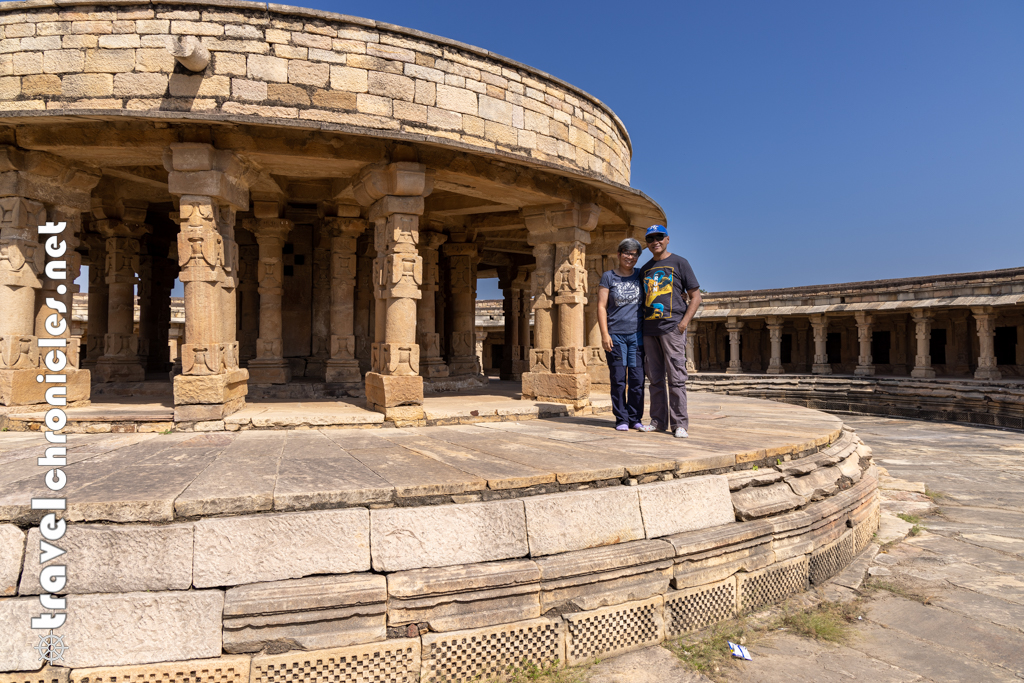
[930,328,947,365]
[781,334,793,364]
[872,331,891,365]
[995,327,1017,365]
[826,333,842,364]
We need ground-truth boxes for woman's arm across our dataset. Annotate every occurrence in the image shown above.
[598,287,614,352]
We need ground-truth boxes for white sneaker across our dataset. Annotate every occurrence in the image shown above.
[674,427,689,438]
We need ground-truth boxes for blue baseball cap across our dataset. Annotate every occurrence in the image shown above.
[645,225,668,238]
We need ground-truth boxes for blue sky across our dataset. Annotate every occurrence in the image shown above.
[88,1,1024,299]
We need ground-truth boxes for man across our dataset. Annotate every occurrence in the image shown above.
[640,225,702,437]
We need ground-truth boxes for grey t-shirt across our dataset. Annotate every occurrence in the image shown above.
[641,254,700,336]
[600,268,643,335]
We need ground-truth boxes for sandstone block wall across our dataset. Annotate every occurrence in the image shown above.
[0,0,631,185]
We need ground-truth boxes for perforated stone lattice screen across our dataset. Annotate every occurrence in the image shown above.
[69,658,251,683]
[737,556,809,613]
[854,506,881,553]
[422,620,562,683]
[565,597,662,664]
[665,578,738,637]
[809,530,856,585]
[252,643,418,683]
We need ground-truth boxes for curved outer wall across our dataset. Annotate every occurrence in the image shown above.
[0,0,632,185]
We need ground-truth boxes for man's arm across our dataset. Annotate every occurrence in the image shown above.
[677,288,702,333]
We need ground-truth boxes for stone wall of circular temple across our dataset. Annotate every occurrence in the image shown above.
[0,400,880,682]
[0,0,631,185]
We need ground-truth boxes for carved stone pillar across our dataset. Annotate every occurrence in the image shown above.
[910,309,935,378]
[417,225,448,379]
[685,320,698,373]
[353,162,431,419]
[584,251,609,388]
[247,207,292,385]
[91,197,149,384]
[354,233,374,376]
[854,312,874,376]
[811,314,831,375]
[148,252,175,373]
[306,221,332,380]
[499,267,517,381]
[324,215,367,384]
[82,233,108,369]
[725,319,743,374]
[0,148,99,406]
[136,246,153,372]
[765,316,784,374]
[972,306,1000,380]
[514,266,532,378]
[521,202,599,408]
[166,142,251,422]
[236,230,259,365]
[690,320,705,371]
[950,310,971,376]
[444,239,480,376]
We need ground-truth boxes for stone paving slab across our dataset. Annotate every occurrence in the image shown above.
[0,394,841,522]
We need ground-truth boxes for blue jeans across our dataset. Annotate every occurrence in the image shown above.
[606,332,646,426]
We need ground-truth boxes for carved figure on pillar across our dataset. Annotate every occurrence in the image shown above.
[165,142,253,422]
[351,161,432,419]
[521,201,599,408]
[584,252,610,386]
[324,212,367,384]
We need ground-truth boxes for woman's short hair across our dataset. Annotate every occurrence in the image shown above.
[618,237,642,255]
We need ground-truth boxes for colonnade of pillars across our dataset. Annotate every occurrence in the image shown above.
[1,145,619,421]
[694,306,1017,381]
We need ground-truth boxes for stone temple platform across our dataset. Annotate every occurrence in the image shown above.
[0,395,879,682]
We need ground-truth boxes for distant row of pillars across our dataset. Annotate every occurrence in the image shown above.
[706,306,1011,380]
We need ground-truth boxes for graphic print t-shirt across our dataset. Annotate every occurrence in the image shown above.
[599,269,642,334]
[640,254,700,336]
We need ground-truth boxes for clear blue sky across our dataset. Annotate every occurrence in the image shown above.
[88,1,1024,299]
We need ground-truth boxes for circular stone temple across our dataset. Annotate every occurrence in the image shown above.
[0,0,664,422]
[0,2,879,680]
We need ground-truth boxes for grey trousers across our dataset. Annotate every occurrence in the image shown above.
[643,329,688,431]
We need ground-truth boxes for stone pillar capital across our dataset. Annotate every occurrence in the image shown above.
[0,146,100,212]
[854,311,873,325]
[324,216,369,239]
[419,230,447,252]
[522,202,599,235]
[725,319,744,331]
[442,242,478,258]
[765,316,783,330]
[164,143,252,210]
[352,162,433,206]
[910,308,932,322]
[249,217,293,243]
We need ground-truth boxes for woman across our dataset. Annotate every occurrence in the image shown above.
[597,238,654,431]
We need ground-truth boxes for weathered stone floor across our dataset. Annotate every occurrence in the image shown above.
[589,415,1024,682]
[0,394,840,525]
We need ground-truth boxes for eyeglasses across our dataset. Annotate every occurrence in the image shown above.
[645,234,666,243]
[619,251,640,259]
